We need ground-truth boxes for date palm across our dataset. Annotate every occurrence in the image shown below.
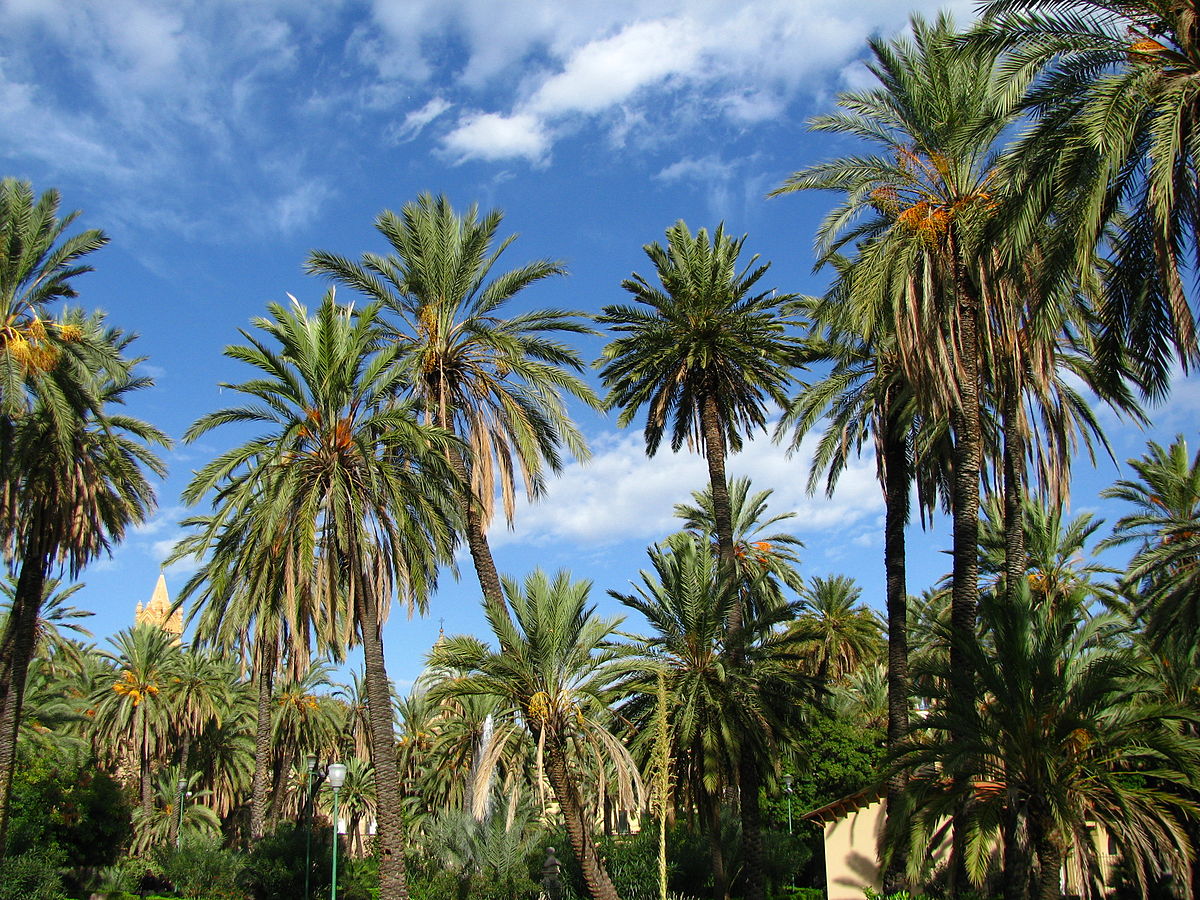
[307,194,600,625]
[613,532,813,900]
[0,335,166,849]
[0,177,113,418]
[172,508,325,841]
[598,220,803,647]
[429,570,640,900]
[182,292,460,898]
[792,575,884,686]
[1101,435,1200,644]
[892,583,1200,900]
[980,0,1200,395]
[90,626,182,826]
[770,16,1027,773]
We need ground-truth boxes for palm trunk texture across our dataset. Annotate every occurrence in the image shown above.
[1002,383,1026,607]
[738,755,765,900]
[0,545,51,853]
[880,410,911,893]
[949,238,983,893]
[545,729,620,900]
[358,583,411,900]
[250,639,277,842]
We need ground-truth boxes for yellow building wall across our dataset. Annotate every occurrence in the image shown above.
[823,799,884,900]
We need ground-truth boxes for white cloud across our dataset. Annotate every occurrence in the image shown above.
[392,96,452,141]
[491,425,881,549]
[526,18,701,117]
[442,111,550,163]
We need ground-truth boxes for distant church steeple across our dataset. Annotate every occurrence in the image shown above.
[135,571,183,643]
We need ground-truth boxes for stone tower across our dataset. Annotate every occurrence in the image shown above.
[135,571,183,643]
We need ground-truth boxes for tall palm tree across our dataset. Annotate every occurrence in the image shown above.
[90,626,182,824]
[776,284,946,890]
[0,177,113,418]
[0,335,166,850]
[182,293,460,898]
[892,583,1200,900]
[307,193,600,624]
[770,14,1024,763]
[979,0,1200,395]
[613,532,813,900]
[1101,435,1200,643]
[429,570,640,900]
[598,219,803,646]
[171,507,325,841]
[672,476,804,613]
[165,649,233,844]
[792,575,884,686]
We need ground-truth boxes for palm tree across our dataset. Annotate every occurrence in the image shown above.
[307,193,600,624]
[0,178,112,418]
[0,576,93,671]
[0,334,166,849]
[165,650,233,843]
[597,220,804,642]
[429,570,640,900]
[182,293,460,898]
[776,285,946,890]
[791,575,884,686]
[90,626,182,825]
[979,1,1200,395]
[892,583,1200,900]
[171,508,324,841]
[672,476,805,613]
[1101,435,1200,643]
[613,532,813,900]
[770,16,1027,778]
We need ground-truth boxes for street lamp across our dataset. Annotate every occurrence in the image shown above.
[327,762,348,900]
[176,777,187,847]
[304,754,318,900]
[782,774,794,835]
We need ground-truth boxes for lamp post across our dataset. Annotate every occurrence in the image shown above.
[327,762,347,900]
[175,777,187,847]
[304,754,317,900]
[783,774,794,835]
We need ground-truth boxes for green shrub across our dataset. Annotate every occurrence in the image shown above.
[154,834,245,899]
[0,849,68,900]
[239,821,333,900]
[8,744,131,868]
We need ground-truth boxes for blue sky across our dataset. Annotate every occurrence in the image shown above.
[3,0,1197,688]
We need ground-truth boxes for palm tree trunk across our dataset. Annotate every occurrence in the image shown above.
[0,547,50,852]
[700,393,736,586]
[1031,816,1063,900]
[139,703,153,818]
[738,755,765,900]
[701,786,730,900]
[948,238,982,717]
[1002,380,1026,607]
[250,637,277,842]
[880,405,911,893]
[948,235,983,893]
[267,746,295,823]
[1002,801,1032,900]
[168,737,193,846]
[543,728,620,900]
[436,413,516,647]
[357,582,410,900]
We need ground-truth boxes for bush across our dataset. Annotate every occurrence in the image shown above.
[7,744,132,868]
[0,849,68,900]
[240,821,333,900]
[154,834,245,899]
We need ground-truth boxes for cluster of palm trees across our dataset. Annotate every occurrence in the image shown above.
[2,2,1200,900]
